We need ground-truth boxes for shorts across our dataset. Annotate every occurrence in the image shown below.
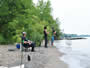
[51,36,54,42]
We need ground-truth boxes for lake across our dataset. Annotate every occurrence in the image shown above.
[55,37,90,68]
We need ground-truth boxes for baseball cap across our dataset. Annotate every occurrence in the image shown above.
[22,32,26,34]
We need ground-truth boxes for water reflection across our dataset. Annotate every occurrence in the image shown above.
[65,40,72,46]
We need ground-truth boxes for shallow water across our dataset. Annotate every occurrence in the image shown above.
[55,37,90,68]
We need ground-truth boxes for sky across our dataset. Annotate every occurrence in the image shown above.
[33,0,90,34]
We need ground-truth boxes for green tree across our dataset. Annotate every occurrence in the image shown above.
[0,0,61,45]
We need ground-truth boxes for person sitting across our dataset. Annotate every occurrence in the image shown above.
[22,32,35,52]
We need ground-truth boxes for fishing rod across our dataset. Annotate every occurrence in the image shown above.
[20,44,23,68]
[20,44,31,68]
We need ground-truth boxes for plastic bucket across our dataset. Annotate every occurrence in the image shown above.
[16,44,20,49]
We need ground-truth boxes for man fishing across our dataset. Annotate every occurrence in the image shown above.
[22,32,35,52]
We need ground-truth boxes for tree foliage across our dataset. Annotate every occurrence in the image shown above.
[0,0,61,45]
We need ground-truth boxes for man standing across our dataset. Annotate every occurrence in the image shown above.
[51,30,56,46]
[44,26,49,48]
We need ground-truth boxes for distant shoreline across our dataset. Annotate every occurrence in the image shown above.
[60,37,87,40]
[66,37,87,40]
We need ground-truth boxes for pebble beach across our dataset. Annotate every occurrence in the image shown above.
[0,44,68,68]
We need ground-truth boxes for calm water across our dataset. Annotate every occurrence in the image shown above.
[55,37,90,68]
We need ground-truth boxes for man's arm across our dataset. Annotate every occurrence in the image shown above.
[22,37,28,44]
[45,29,49,34]
[24,41,28,44]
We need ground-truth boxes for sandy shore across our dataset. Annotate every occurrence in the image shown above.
[0,44,68,68]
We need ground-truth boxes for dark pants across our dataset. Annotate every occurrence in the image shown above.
[23,42,35,51]
[45,37,48,48]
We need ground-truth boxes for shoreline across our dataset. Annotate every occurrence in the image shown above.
[0,45,68,68]
[44,46,68,68]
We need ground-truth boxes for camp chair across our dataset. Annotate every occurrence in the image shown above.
[21,40,30,52]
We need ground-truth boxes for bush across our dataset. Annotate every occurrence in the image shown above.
[30,31,43,47]
[0,34,5,44]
